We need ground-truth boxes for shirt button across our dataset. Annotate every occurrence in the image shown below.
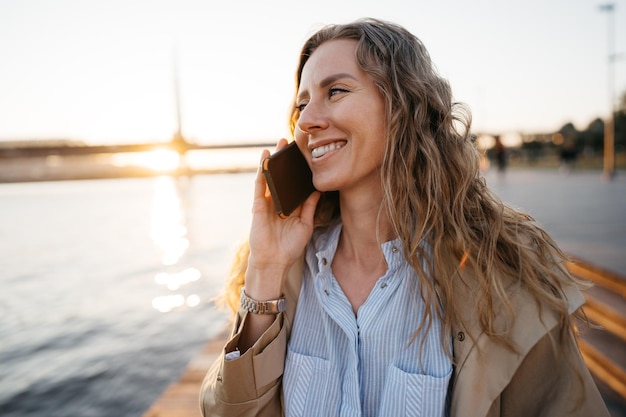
[392,246,399,253]
[381,282,388,289]
[321,258,328,265]
[324,289,330,296]
[457,331,465,342]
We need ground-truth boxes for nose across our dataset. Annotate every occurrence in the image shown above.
[296,100,329,135]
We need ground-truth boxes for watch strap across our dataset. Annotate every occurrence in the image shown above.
[240,288,287,314]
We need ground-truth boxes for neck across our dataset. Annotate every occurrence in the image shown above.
[332,190,395,314]
[337,191,395,263]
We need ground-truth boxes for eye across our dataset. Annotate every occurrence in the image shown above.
[296,102,307,112]
[329,87,349,98]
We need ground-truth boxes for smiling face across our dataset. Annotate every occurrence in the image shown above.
[294,39,387,196]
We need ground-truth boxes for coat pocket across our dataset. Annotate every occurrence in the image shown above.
[379,365,452,417]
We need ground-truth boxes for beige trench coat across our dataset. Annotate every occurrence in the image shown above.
[200,256,609,417]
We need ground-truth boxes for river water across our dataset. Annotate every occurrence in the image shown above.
[0,173,255,417]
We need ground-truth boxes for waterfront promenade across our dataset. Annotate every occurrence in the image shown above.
[483,168,625,277]
[143,168,626,417]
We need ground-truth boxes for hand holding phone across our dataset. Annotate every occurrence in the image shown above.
[262,141,316,218]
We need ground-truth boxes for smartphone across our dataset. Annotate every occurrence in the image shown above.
[262,141,316,218]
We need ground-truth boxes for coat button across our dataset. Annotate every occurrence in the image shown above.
[457,332,465,342]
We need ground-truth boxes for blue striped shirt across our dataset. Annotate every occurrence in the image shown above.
[284,222,452,417]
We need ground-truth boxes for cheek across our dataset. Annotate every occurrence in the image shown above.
[353,98,386,132]
[294,134,310,159]
[361,109,387,147]
[294,131,305,146]
[362,120,387,166]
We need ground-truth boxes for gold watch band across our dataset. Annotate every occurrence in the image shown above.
[240,288,287,315]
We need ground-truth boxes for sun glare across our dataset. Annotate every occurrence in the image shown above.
[142,149,181,172]
[112,148,181,173]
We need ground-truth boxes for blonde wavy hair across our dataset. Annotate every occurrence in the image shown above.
[226,18,585,355]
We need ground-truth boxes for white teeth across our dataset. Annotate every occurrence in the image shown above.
[312,142,345,158]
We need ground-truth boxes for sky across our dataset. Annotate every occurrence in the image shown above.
[0,0,624,146]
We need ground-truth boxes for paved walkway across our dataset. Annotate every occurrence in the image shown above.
[484,168,626,277]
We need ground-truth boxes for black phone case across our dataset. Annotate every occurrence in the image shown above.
[262,142,316,218]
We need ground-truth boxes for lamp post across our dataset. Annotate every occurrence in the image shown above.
[599,3,616,179]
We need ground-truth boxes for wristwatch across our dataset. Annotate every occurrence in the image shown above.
[240,288,287,314]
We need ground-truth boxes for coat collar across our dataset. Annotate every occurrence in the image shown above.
[449,265,585,417]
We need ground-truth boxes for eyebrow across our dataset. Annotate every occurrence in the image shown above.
[297,72,358,101]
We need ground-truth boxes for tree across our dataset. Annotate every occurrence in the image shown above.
[554,89,626,155]
[582,118,604,153]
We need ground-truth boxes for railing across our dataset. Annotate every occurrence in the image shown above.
[566,257,626,400]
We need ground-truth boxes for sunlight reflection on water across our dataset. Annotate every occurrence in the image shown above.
[150,176,189,266]
[149,176,200,313]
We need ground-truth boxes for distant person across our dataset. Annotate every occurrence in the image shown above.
[493,134,507,173]
[200,18,609,417]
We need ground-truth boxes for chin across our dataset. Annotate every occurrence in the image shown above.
[312,167,347,191]
[312,178,339,193]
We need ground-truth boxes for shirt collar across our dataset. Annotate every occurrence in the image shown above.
[312,221,404,273]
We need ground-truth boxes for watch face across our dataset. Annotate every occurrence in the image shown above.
[277,298,287,313]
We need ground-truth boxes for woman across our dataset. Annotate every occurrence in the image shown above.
[201,18,608,417]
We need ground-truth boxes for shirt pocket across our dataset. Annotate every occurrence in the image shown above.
[379,365,452,417]
[283,350,333,417]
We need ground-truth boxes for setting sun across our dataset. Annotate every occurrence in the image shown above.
[141,148,181,172]
[112,148,181,173]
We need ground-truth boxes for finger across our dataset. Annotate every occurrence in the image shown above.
[254,149,271,201]
[275,138,289,151]
[299,191,321,225]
